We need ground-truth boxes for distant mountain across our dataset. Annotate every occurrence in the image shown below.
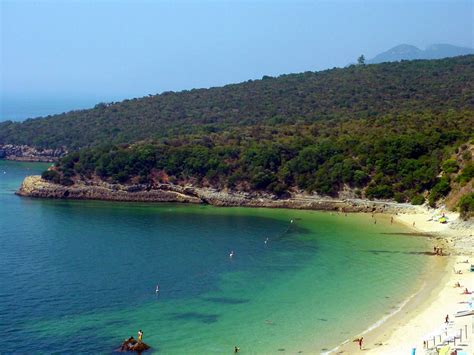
[368,43,474,64]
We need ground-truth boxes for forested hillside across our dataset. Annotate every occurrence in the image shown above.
[4,56,474,213]
[1,56,473,149]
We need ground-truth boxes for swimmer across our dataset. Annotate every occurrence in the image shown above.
[290,219,294,224]
[156,284,160,293]
[234,346,240,353]
[264,237,269,245]
[229,250,234,258]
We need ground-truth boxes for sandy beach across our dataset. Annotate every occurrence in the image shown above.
[334,206,473,354]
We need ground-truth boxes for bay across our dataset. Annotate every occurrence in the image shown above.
[0,160,430,353]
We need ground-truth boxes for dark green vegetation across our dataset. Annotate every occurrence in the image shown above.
[5,56,474,208]
[458,193,474,220]
[1,56,473,149]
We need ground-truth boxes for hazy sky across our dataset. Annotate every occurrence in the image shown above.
[1,0,473,120]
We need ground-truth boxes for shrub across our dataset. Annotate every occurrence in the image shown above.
[462,150,472,161]
[411,194,425,205]
[456,163,474,185]
[60,177,74,186]
[366,184,394,199]
[458,193,474,220]
[441,159,459,174]
[41,170,60,184]
[428,177,451,207]
[394,192,407,203]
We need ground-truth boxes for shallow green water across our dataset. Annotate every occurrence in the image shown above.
[0,160,430,353]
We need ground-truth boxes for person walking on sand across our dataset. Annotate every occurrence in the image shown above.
[445,314,449,324]
[353,337,363,350]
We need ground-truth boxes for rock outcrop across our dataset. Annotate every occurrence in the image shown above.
[17,175,411,213]
[0,144,66,162]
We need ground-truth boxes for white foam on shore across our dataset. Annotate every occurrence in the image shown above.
[322,285,424,355]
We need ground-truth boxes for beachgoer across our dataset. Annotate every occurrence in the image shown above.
[138,330,143,342]
[156,284,160,293]
[390,216,393,224]
[413,221,415,227]
[463,288,470,294]
[234,345,240,353]
[229,250,234,258]
[264,237,269,245]
[358,337,363,349]
[290,219,294,224]
[445,314,449,324]
[454,282,461,288]
[434,246,437,254]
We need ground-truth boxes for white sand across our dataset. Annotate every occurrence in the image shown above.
[363,256,473,355]
[334,207,473,354]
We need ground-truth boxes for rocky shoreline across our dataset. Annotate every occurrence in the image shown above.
[17,175,415,213]
[0,144,66,162]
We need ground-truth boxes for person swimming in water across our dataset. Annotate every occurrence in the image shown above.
[234,345,240,353]
[156,284,160,293]
[264,237,269,245]
[229,250,234,258]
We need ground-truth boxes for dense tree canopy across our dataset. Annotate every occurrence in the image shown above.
[2,55,472,208]
[1,56,473,149]
[44,109,473,204]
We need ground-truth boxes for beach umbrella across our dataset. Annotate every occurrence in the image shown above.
[438,345,450,355]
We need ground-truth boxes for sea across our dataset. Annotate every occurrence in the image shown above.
[0,160,432,354]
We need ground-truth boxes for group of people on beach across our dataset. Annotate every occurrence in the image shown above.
[433,246,443,256]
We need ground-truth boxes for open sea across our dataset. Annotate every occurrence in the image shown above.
[0,160,432,354]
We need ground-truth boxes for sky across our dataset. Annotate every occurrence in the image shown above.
[1,0,473,120]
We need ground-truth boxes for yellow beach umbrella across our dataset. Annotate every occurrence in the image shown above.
[438,345,450,355]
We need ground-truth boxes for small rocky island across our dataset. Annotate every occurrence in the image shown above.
[116,337,150,353]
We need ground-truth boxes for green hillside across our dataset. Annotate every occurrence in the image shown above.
[3,56,474,212]
[1,56,473,149]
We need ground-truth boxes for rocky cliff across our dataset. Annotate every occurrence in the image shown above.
[17,175,409,213]
[0,144,66,162]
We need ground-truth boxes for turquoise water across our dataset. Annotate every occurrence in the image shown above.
[0,160,431,353]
